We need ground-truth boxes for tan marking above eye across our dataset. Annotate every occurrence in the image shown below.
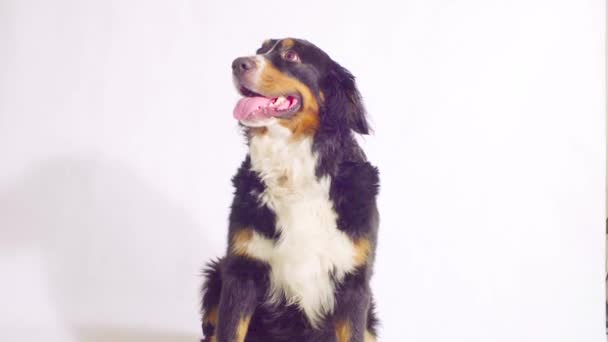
[281,38,295,49]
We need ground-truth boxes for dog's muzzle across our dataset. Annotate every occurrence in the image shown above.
[232,57,257,77]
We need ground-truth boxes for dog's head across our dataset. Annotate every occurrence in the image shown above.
[232,38,369,136]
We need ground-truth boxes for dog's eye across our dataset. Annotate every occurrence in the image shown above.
[282,50,300,63]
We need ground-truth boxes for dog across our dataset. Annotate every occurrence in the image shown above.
[201,38,380,342]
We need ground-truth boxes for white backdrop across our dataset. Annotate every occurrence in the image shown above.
[0,0,605,341]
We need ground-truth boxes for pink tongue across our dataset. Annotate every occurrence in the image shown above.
[233,96,274,120]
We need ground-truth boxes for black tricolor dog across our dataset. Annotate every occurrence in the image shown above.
[201,38,380,342]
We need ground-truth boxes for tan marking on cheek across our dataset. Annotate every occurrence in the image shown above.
[353,238,371,266]
[364,330,377,342]
[257,63,319,111]
[236,315,252,342]
[281,38,295,48]
[203,306,218,326]
[335,320,352,342]
[278,111,319,139]
[257,62,319,137]
[231,229,254,256]
[208,336,217,342]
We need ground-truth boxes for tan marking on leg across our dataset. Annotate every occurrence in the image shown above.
[231,229,253,256]
[203,306,218,326]
[353,238,371,266]
[335,320,352,342]
[203,306,218,342]
[236,315,252,342]
[364,330,377,342]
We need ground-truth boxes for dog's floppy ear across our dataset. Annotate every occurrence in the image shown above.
[321,62,370,135]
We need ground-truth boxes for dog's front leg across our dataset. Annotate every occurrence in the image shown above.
[215,256,266,342]
[332,272,375,342]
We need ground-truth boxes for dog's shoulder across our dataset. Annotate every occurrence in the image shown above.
[228,156,277,239]
[331,160,380,237]
[332,160,380,199]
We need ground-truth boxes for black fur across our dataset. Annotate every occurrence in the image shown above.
[201,38,380,342]
[321,61,370,135]
[228,157,278,240]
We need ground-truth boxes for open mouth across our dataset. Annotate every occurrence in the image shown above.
[233,86,302,122]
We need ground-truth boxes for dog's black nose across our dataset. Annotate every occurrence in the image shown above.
[232,57,256,75]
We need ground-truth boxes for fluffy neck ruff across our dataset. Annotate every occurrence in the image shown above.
[246,123,360,327]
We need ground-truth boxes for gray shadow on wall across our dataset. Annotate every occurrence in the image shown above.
[0,157,207,341]
[75,326,197,342]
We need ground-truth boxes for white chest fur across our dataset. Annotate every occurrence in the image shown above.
[247,125,358,327]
